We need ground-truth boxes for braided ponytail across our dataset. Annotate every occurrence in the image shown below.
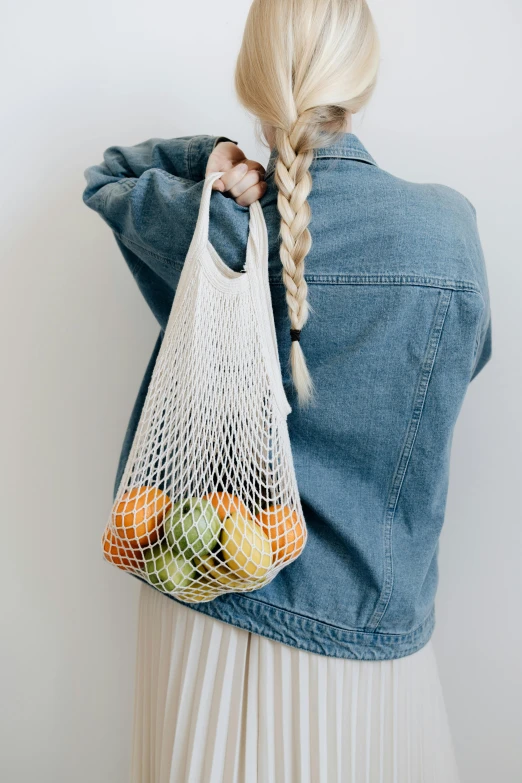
[234,0,381,407]
[273,126,315,405]
[272,113,349,405]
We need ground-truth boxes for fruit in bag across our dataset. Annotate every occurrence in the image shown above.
[175,574,218,603]
[220,511,273,579]
[165,498,221,558]
[102,529,143,570]
[176,585,214,603]
[144,543,194,591]
[194,553,247,589]
[257,505,306,563]
[112,486,172,549]
[202,491,250,523]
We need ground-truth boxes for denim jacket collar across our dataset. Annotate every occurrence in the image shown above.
[264,132,378,179]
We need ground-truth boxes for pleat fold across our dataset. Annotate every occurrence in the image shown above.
[130,584,461,783]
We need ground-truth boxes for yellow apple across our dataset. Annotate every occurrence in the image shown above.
[220,511,273,579]
[176,577,216,603]
[195,553,247,589]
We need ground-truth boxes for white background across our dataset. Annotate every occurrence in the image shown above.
[2,0,520,780]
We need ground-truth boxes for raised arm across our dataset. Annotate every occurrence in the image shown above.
[82,134,267,262]
[82,134,234,231]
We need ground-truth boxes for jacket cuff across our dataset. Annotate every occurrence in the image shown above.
[187,135,238,180]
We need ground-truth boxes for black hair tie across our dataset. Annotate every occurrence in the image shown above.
[290,329,301,342]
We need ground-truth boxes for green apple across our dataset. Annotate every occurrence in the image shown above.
[165,497,221,558]
[220,511,273,579]
[144,543,194,591]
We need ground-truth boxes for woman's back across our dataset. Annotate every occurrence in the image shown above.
[83,131,491,659]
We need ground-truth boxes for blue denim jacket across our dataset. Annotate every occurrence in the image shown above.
[82,132,492,660]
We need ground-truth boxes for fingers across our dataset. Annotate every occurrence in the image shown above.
[211,159,268,205]
[219,161,266,192]
[234,180,267,206]
[211,161,247,192]
[227,167,263,198]
[220,162,253,194]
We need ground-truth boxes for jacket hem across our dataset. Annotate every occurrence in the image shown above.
[133,575,436,661]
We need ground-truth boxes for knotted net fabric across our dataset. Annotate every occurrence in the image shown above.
[102,171,307,603]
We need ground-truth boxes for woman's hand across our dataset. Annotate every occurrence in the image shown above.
[206,141,267,207]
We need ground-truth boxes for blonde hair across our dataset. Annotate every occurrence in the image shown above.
[234,0,380,406]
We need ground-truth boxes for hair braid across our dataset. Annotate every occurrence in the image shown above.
[273,124,316,406]
[234,0,381,407]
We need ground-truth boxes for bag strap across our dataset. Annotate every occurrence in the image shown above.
[190,171,267,264]
[189,171,224,257]
[191,171,291,415]
[244,200,293,417]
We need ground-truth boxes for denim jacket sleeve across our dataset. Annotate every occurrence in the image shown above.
[81,134,237,252]
[467,206,493,382]
[470,303,492,381]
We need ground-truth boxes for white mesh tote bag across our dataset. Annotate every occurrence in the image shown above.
[102,170,307,603]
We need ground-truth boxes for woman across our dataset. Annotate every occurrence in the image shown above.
[83,0,491,780]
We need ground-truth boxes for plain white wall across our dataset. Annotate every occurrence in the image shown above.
[2,1,520,781]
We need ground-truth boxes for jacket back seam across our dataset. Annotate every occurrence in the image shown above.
[270,275,480,292]
[111,231,481,294]
[365,287,453,632]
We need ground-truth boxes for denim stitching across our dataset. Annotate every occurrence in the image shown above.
[366,287,453,632]
[471,300,490,378]
[215,592,433,638]
[186,136,196,181]
[101,184,115,223]
[132,574,436,659]
[265,150,377,179]
[185,603,434,660]
[111,232,481,294]
[268,274,481,292]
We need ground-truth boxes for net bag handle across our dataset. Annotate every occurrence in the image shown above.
[189,170,292,417]
[189,171,267,267]
[188,171,228,258]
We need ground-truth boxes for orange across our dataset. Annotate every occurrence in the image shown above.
[102,528,144,570]
[202,491,250,523]
[111,486,172,549]
[256,505,306,563]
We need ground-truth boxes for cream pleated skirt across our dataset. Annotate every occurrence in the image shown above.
[130,583,461,783]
